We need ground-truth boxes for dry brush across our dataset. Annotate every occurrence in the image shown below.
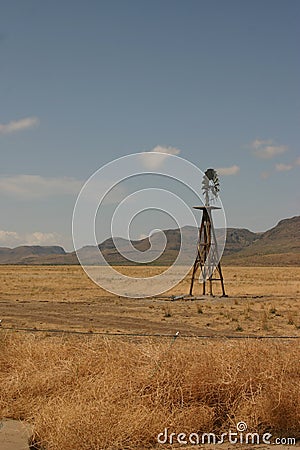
[0,332,299,449]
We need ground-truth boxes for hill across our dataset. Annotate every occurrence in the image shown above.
[21,226,258,266]
[223,216,300,265]
[0,246,66,264]
[0,216,298,265]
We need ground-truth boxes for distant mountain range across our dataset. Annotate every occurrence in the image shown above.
[0,245,65,264]
[0,216,299,266]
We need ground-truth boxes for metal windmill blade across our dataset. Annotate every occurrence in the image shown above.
[202,168,220,206]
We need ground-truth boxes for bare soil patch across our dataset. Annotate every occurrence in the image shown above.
[0,418,31,450]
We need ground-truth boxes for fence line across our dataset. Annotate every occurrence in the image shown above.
[1,326,300,339]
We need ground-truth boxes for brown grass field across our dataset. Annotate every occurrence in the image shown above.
[0,265,299,336]
[0,265,300,449]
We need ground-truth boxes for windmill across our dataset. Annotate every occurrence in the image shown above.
[189,168,226,296]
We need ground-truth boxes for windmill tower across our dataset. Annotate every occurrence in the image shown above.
[189,168,226,297]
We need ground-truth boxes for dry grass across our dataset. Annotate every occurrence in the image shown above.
[0,266,299,336]
[1,266,299,303]
[0,332,299,449]
[0,265,299,448]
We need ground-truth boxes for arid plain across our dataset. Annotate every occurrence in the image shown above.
[0,264,300,449]
[0,265,299,336]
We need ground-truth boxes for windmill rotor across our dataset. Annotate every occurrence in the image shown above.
[202,168,220,206]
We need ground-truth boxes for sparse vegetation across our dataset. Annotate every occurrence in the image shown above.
[163,305,172,317]
[262,310,269,331]
[288,315,295,325]
[196,304,203,314]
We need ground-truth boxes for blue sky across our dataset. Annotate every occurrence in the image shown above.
[0,0,299,250]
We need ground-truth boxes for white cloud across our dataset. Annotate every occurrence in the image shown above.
[217,165,240,176]
[260,171,270,180]
[0,174,126,204]
[250,139,288,159]
[0,175,83,198]
[0,231,21,247]
[0,116,39,134]
[258,145,288,159]
[139,145,181,169]
[26,232,62,246]
[274,157,300,173]
[0,230,62,248]
[275,163,293,172]
[250,139,273,150]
